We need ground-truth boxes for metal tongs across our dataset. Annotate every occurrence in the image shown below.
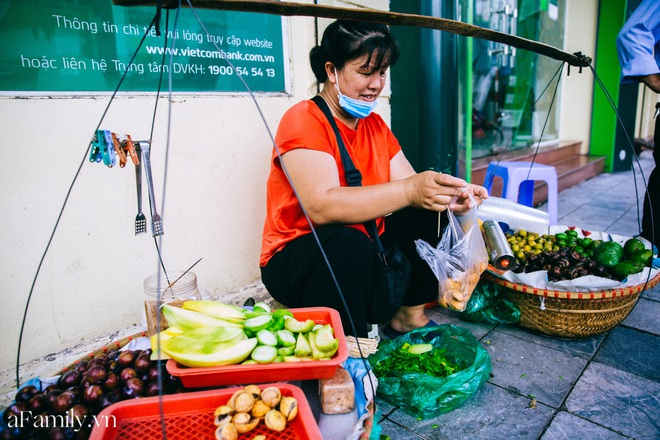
[140,142,164,237]
[133,142,147,235]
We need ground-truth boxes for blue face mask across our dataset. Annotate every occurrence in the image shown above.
[334,69,377,119]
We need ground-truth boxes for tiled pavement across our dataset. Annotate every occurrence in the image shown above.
[376,150,659,440]
[1,152,656,439]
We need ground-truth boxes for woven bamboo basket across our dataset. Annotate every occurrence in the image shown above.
[55,331,148,375]
[481,270,660,338]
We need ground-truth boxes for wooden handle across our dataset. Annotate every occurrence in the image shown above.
[112,0,591,67]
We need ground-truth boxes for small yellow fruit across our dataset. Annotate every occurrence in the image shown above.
[233,392,255,413]
[264,409,287,432]
[279,396,298,421]
[260,387,282,408]
[215,422,238,440]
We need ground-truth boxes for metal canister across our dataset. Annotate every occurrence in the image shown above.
[482,220,517,271]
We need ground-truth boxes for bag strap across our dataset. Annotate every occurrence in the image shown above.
[311,95,387,259]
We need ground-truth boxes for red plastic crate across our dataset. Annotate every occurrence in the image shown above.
[166,307,348,388]
[89,383,321,440]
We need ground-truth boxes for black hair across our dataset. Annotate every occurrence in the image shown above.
[309,20,400,83]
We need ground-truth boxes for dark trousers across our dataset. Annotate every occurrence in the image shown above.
[261,208,443,337]
[641,103,660,248]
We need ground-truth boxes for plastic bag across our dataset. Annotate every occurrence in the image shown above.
[416,207,489,311]
[368,324,491,419]
[459,279,521,324]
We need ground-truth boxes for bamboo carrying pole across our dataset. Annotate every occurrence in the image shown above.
[112,0,591,67]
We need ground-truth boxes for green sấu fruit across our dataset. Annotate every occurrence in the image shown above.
[623,238,646,256]
[629,249,653,266]
[593,241,624,268]
[610,261,645,281]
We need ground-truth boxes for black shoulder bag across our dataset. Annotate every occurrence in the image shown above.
[311,95,411,324]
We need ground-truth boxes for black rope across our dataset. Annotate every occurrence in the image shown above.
[483,61,565,189]
[186,0,379,403]
[588,64,655,272]
[15,13,160,390]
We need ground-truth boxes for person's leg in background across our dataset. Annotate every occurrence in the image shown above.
[641,103,660,248]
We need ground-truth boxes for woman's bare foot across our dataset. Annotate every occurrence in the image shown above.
[388,304,431,333]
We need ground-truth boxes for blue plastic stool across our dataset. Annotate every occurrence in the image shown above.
[482,161,558,225]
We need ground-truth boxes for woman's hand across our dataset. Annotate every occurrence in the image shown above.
[449,184,489,213]
[403,171,472,212]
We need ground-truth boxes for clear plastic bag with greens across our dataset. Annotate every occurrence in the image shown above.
[368,324,491,419]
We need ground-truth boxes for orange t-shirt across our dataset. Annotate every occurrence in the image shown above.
[260,99,402,267]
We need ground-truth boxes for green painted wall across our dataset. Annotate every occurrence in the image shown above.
[590,0,626,172]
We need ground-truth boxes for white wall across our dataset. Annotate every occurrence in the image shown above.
[559,0,598,152]
[0,1,389,379]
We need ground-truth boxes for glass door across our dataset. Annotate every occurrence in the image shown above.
[464,0,566,160]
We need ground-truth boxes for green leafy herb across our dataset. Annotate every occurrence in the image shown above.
[372,342,462,378]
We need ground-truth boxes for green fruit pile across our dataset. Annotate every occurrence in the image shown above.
[505,230,557,262]
[508,230,653,282]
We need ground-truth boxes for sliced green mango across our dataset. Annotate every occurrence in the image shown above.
[163,331,246,356]
[282,355,314,362]
[277,346,295,356]
[178,326,245,343]
[313,324,337,352]
[244,314,274,332]
[319,339,339,358]
[294,332,312,357]
[308,331,325,360]
[272,309,294,320]
[245,310,270,319]
[253,301,271,313]
[251,345,277,363]
[162,336,256,367]
[276,330,296,347]
[182,300,246,323]
[150,330,173,361]
[164,326,184,336]
[309,331,338,359]
[162,304,242,331]
[284,317,315,333]
[268,317,286,331]
[256,329,278,346]
[407,343,433,354]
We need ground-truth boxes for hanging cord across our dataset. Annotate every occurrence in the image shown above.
[155,0,163,36]
[588,64,650,240]
[185,0,377,398]
[149,10,172,285]
[523,63,564,181]
[14,13,160,390]
[587,63,655,290]
[485,56,654,289]
[147,7,176,440]
[483,61,565,189]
